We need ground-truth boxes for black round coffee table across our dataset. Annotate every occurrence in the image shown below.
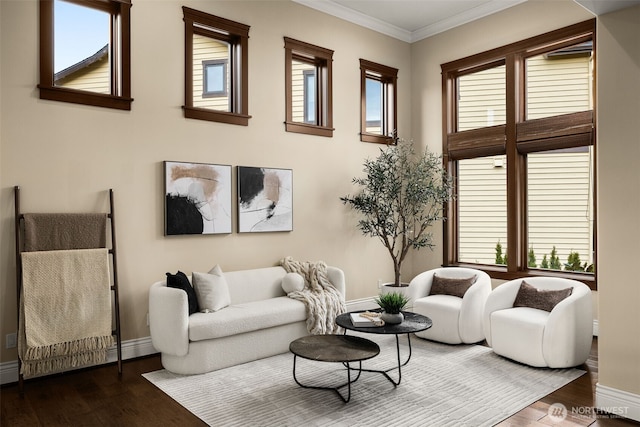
[336,310,432,386]
[289,334,380,403]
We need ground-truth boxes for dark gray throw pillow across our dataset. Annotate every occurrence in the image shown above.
[429,273,477,298]
[513,281,573,312]
[166,271,199,315]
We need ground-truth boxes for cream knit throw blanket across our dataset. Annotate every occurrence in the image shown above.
[280,256,347,334]
[19,249,115,378]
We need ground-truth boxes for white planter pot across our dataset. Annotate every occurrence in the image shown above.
[380,283,413,310]
[380,311,404,324]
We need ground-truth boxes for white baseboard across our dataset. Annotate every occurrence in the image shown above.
[106,336,156,361]
[0,360,19,386]
[345,296,417,311]
[593,319,599,336]
[345,297,377,311]
[0,336,157,386]
[596,383,640,422]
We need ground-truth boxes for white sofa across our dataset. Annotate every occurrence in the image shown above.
[149,265,346,375]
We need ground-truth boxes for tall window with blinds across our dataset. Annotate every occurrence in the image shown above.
[441,20,596,288]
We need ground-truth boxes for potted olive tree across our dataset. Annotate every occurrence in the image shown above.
[341,138,452,292]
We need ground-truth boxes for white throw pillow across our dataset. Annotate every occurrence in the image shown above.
[192,265,231,313]
[281,272,305,294]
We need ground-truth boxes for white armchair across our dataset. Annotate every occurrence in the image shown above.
[483,277,593,368]
[411,267,492,344]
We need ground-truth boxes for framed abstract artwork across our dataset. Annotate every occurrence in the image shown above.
[237,166,293,233]
[164,161,232,235]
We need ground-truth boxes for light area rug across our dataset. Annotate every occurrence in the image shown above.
[143,334,584,427]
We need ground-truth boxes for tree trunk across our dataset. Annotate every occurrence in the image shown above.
[393,262,402,287]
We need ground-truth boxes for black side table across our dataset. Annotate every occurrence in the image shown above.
[335,310,432,386]
[289,334,380,403]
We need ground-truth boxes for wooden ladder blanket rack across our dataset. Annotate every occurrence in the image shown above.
[14,186,122,392]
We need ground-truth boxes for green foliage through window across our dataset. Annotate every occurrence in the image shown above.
[495,240,505,265]
[528,246,537,268]
[493,242,593,272]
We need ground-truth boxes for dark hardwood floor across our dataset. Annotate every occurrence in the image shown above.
[494,339,639,427]
[1,338,639,426]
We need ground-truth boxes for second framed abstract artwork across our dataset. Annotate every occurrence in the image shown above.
[164,161,232,235]
[237,166,293,233]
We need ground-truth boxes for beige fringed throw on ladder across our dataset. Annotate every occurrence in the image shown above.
[19,248,115,378]
[280,256,347,334]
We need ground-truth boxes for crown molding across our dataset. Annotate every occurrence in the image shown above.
[411,0,527,42]
[293,0,527,43]
[293,0,413,42]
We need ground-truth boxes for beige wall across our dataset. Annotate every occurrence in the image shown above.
[0,0,411,362]
[597,5,640,396]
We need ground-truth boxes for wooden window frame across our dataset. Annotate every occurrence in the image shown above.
[441,19,597,289]
[183,7,250,126]
[38,0,133,110]
[359,59,398,145]
[284,37,334,137]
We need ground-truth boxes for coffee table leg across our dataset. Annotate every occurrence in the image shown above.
[342,333,413,386]
[402,332,413,366]
[377,334,403,386]
[292,355,360,403]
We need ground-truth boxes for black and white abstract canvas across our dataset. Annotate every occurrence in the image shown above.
[164,161,232,235]
[237,166,293,233]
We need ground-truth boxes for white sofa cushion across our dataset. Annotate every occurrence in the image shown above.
[490,307,549,367]
[223,267,288,304]
[192,266,231,312]
[188,296,306,341]
[414,294,463,344]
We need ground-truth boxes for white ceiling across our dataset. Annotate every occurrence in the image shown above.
[294,0,640,43]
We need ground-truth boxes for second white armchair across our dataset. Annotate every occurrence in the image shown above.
[483,277,593,368]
